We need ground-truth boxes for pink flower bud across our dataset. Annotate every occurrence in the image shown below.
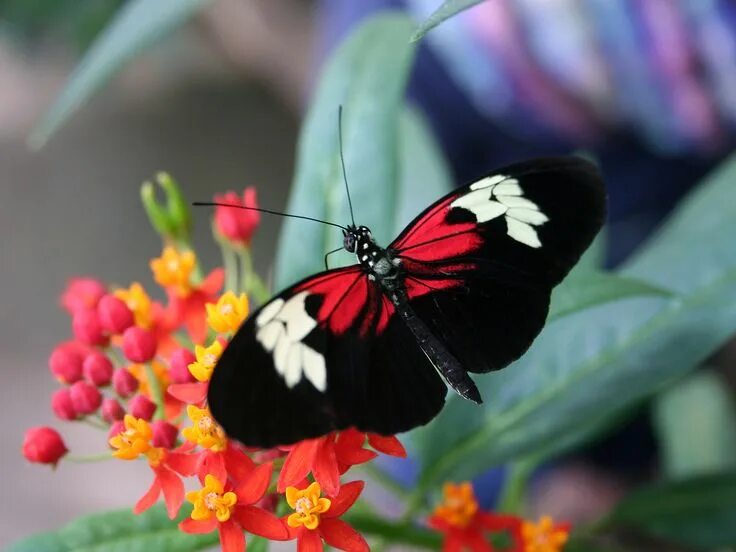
[214,188,260,245]
[122,326,156,362]
[97,294,134,334]
[51,388,78,421]
[69,381,102,415]
[72,309,108,346]
[61,277,106,315]
[108,420,125,445]
[82,351,113,386]
[129,394,157,421]
[48,345,84,384]
[112,368,139,397]
[151,420,178,448]
[101,398,125,423]
[23,427,68,465]
[169,348,196,383]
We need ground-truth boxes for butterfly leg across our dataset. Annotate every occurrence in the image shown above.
[390,290,482,404]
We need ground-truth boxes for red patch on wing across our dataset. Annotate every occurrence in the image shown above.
[295,267,370,336]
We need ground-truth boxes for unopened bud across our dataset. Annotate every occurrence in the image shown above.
[69,381,102,415]
[98,295,134,334]
[112,368,139,397]
[83,351,113,386]
[122,326,157,363]
[128,394,156,421]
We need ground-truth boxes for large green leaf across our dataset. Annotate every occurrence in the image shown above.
[654,371,736,479]
[274,13,435,290]
[7,505,217,552]
[29,0,210,148]
[549,271,672,322]
[412,156,736,490]
[605,472,736,548]
[410,0,485,42]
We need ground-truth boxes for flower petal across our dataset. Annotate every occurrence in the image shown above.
[278,438,322,493]
[167,382,208,404]
[312,440,340,497]
[179,517,218,534]
[197,450,227,483]
[218,519,245,552]
[234,505,289,540]
[155,466,185,519]
[325,480,364,518]
[166,451,199,476]
[235,462,272,505]
[366,433,406,457]
[298,528,323,552]
[133,478,161,514]
[320,518,369,552]
[464,529,493,552]
[223,445,256,484]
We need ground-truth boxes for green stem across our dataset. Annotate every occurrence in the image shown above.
[238,247,270,304]
[81,416,108,430]
[220,241,240,294]
[345,513,441,549]
[66,453,115,463]
[144,362,166,421]
[497,458,536,514]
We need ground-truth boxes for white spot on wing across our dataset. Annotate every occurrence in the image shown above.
[254,292,327,391]
[450,174,547,248]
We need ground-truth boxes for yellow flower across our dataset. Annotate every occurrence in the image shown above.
[150,246,196,296]
[186,474,238,522]
[182,405,227,451]
[188,340,223,382]
[109,415,153,460]
[206,291,249,334]
[522,516,570,552]
[432,482,479,528]
[114,282,153,328]
[286,482,331,530]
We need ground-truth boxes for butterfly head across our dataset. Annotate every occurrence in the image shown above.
[343,225,373,253]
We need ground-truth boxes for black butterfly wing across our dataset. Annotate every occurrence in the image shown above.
[391,157,606,374]
[208,266,446,448]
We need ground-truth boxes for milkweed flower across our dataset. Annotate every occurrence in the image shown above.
[189,340,224,382]
[428,482,523,552]
[206,291,249,334]
[214,188,260,246]
[151,247,197,297]
[521,516,570,552]
[284,481,368,552]
[114,282,154,328]
[278,429,405,497]
[22,427,68,466]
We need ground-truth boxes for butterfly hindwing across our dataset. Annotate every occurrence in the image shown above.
[208,266,446,448]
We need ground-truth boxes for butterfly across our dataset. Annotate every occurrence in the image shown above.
[206,156,606,448]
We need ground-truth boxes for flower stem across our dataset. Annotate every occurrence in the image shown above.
[237,246,270,305]
[66,453,115,463]
[497,458,536,514]
[81,416,108,430]
[219,240,240,294]
[144,362,166,421]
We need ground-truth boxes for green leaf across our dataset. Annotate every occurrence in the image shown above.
[549,271,672,322]
[394,105,452,237]
[29,0,210,148]
[605,472,736,548]
[7,505,218,552]
[623,153,736,293]
[654,371,736,479]
[346,513,441,548]
[274,13,427,290]
[410,0,485,42]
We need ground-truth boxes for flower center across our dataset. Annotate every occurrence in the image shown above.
[204,492,220,510]
[203,353,217,367]
[295,496,313,514]
[220,304,234,315]
[198,416,214,432]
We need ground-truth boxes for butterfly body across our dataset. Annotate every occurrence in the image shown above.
[209,157,606,448]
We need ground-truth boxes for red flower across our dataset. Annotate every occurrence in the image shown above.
[278,429,405,496]
[428,483,523,552]
[23,427,68,466]
[133,448,199,519]
[284,480,368,552]
[165,268,224,345]
[180,461,287,552]
[214,188,260,246]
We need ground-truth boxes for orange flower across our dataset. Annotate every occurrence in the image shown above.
[521,516,570,552]
[151,247,196,296]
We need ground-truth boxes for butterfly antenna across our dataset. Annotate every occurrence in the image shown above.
[338,105,356,227]
[192,202,348,231]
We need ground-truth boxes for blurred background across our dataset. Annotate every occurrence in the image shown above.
[2,0,736,546]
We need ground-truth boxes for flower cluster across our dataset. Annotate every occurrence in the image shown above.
[428,482,570,552]
[22,176,403,552]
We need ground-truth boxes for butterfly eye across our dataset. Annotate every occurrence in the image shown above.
[343,233,356,252]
